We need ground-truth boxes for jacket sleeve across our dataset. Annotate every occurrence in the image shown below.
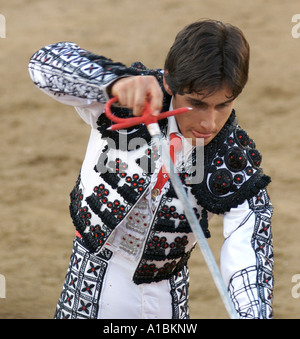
[220,188,274,319]
[28,42,167,131]
[28,42,141,126]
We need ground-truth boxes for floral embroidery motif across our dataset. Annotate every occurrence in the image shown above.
[125,174,146,193]
[191,118,271,214]
[225,147,247,172]
[86,183,129,227]
[54,239,112,319]
[247,149,262,168]
[209,169,233,195]
[228,189,273,319]
[133,249,193,285]
[208,127,261,196]
[170,266,190,319]
[144,235,189,260]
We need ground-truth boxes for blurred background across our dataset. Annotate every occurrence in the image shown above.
[0,0,299,318]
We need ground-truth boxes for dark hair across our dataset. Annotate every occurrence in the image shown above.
[164,19,250,99]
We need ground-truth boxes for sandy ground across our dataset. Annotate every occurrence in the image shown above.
[0,0,300,319]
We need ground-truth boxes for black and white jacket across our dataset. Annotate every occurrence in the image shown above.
[28,42,274,319]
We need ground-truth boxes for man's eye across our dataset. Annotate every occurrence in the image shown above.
[191,102,205,108]
[217,103,229,108]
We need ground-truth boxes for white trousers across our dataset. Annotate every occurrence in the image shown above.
[97,244,173,319]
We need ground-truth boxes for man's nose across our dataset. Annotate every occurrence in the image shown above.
[199,108,216,131]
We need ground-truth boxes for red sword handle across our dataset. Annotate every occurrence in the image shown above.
[105,96,190,131]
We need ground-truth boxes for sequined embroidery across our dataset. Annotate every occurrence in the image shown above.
[111,196,152,259]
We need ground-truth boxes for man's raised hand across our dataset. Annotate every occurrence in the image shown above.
[111,76,163,117]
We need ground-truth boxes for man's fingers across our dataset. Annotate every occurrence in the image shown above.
[111,75,163,116]
[132,77,150,116]
[141,76,163,116]
[111,78,132,106]
[148,86,163,116]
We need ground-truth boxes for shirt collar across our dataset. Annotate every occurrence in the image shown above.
[166,99,195,161]
[167,98,182,138]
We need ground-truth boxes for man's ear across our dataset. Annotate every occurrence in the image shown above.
[163,73,173,96]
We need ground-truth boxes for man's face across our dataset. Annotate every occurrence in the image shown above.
[163,78,235,146]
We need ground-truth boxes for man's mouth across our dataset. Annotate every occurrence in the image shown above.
[192,130,213,139]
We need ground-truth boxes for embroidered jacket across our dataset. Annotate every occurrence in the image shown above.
[28,42,274,318]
